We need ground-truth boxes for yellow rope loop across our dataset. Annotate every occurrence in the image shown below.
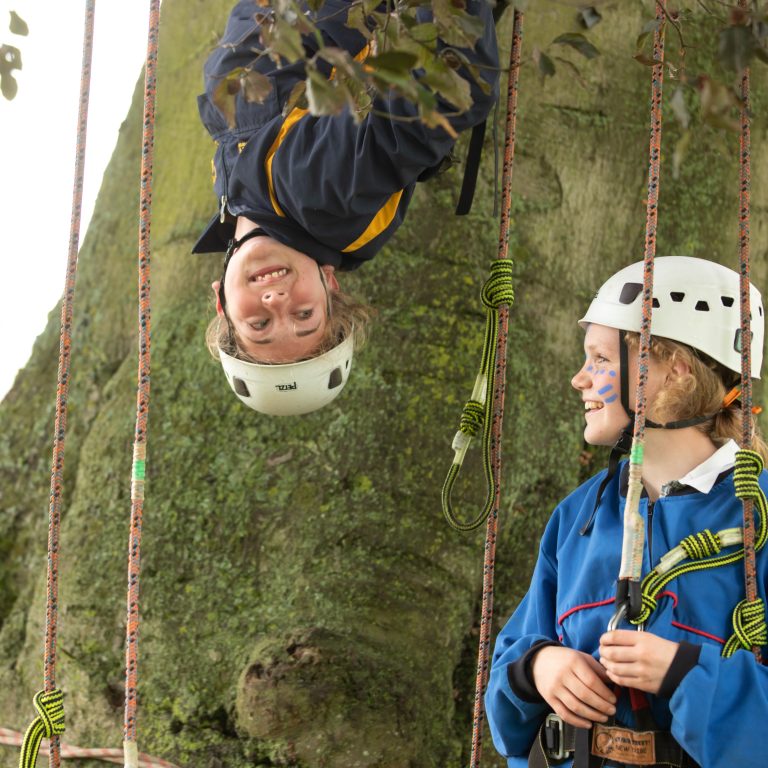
[480,259,515,310]
[680,529,722,560]
[459,400,484,437]
[19,689,65,768]
[634,590,657,624]
[734,449,764,499]
[723,597,767,657]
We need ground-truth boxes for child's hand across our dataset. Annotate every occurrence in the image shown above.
[531,645,617,728]
[599,630,678,694]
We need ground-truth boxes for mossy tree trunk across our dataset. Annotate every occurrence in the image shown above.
[1,2,766,766]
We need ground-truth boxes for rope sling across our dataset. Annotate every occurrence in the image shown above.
[613,0,767,660]
[13,1,179,766]
[440,9,523,767]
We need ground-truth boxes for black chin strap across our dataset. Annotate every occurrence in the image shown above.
[218,227,269,312]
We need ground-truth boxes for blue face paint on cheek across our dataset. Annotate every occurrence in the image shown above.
[597,384,613,396]
[604,394,618,404]
[609,370,617,377]
[586,365,593,373]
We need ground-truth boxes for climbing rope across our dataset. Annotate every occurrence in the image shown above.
[124,1,160,766]
[611,0,666,628]
[17,3,96,766]
[736,0,762,663]
[1,729,180,768]
[438,9,523,767]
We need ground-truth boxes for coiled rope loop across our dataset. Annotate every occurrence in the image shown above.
[442,258,515,532]
[631,449,768,641]
[724,598,768,657]
[19,690,65,768]
[680,530,721,560]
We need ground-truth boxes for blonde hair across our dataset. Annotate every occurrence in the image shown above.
[206,289,373,363]
[625,332,768,463]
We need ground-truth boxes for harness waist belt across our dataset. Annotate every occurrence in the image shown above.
[529,714,700,768]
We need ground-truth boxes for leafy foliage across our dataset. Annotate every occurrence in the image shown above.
[1,10,27,101]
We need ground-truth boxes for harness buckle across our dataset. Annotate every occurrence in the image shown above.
[544,713,569,760]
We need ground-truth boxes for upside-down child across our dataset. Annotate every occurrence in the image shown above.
[486,256,768,768]
[194,0,500,415]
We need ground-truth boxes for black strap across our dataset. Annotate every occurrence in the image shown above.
[455,120,487,215]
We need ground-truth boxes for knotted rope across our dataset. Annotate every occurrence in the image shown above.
[20,3,95,766]
[18,692,65,768]
[439,10,524,768]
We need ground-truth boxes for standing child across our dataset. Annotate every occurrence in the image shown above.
[194,0,500,415]
[486,256,768,768]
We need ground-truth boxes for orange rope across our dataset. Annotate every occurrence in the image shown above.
[469,10,523,768]
[124,0,161,760]
[736,0,760,663]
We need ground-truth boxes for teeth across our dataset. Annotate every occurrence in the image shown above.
[585,401,604,410]
[254,268,288,282]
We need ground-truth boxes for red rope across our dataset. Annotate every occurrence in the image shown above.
[124,0,161,755]
[469,11,523,767]
[41,2,95,765]
[736,0,760,663]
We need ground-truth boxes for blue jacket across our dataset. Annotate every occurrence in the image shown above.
[193,0,499,269]
[486,462,768,768]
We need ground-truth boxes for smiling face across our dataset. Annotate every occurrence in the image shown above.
[212,232,339,364]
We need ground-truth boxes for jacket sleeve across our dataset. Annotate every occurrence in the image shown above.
[485,510,561,759]
[669,639,768,767]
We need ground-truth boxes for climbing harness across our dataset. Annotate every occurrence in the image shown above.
[12,2,169,767]
[441,8,522,768]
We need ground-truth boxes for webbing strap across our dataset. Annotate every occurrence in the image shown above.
[455,120,487,215]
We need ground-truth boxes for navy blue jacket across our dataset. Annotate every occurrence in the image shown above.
[193,0,499,269]
[486,462,768,768]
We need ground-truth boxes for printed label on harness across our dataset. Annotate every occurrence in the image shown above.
[592,725,656,765]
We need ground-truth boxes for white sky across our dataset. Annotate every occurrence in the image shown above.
[1,2,149,397]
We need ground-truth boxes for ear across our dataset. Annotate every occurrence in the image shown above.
[211,281,224,316]
[321,264,340,292]
[667,356,691,382]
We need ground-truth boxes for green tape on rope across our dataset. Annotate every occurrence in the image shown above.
[630,444,644,465]
[132,460,146,481]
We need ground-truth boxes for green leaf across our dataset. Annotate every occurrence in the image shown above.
[345,4,373,40]
[211,72,241,129]
[672,128,692,180]
[718,25,755,72]
[421,57,472,112]
[368,51,419,72]
[241,69,272,104]
[578,8,602,30]
[261,16,305,64]
[305,67,347,116]
[755,46,768,65]
[282,80,308,116]
[408,22,438,46]
[552,32,600,60]
[9,11,28,36]
[532,47,555,79]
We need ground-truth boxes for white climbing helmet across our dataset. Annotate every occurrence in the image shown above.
[580,256,764,378]
[218,333,354,416]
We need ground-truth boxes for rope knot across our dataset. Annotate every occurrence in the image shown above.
[724,598,767,656]
[481,259,514,310]
[680,529,721,560]
[632,590,657,625]
[20,689,65,768]
[459,400,484,437]
[734,449,764,501]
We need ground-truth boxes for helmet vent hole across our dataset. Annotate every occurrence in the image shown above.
[328,367,343,389]
[670,292,685,303]
[695,300,710,312]
[233,377,250,397]
[652,298,660,308]
[345,360,350,369]
[721,296,735,308]
[619,282,643,305]
[760,306,763,316]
